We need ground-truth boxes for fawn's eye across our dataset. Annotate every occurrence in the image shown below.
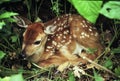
[34,40,41,45]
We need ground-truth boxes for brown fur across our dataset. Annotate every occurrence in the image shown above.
[21,14,104,70]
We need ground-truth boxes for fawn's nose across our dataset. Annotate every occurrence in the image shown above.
[19,50,27,60]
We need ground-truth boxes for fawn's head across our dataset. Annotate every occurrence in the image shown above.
[14,16,56,62]
[22,23,47,57]
[14,16,54,59]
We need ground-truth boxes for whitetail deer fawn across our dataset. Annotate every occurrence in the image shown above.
[15,14,104,71]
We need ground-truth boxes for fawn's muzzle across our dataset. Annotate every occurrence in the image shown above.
[19,50,27,60]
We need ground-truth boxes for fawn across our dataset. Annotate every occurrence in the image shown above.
[15,14,104,71]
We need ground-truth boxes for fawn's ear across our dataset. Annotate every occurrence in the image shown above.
[44,25,57,34]
[14,15,32,28]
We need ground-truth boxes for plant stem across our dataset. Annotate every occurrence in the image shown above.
[79,54,120,78]
[25,0,31,20]
[2,37,16,50]
[0,43,12,51]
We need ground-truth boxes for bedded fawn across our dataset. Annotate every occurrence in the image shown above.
[15,14,104,71]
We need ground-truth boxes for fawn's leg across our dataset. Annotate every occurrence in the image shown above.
[37,54,68,67]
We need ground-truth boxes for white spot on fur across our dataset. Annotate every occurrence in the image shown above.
[63,20,67,24]
[59,34,63,36]
[61,40,66,43]
[57,44,62,48]
[82,20,85,23]
[65,14,69,16]
[73,34,77,38]
[47,46,53,49]
[95,32,98,36]
[53,21,56,24]
[89,26,92,29]
[47,38,50,41]
[81,32,85,35]
[63,36,66,39]
[89,28,92,31]
[91,33,94,35]
[85,34,89,37]
[85,24,88,27]
[80,23,83,25]
[58,36,61,39]
[80,36,85,38]
[50,52,54,55]
[64,25,67,28]
[57,18,60,21]
[61,23,64,26]
[82,24,85,28]
[52,41,57,46]
[69,36,72,39]
[66,30,69,33]
[64,31,67,34]
[46,49,49,52]
[56,34,59,36]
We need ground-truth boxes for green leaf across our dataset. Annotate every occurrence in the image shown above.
[10,35,18,43]
[0,0,10,4]
[0,51,6,60]
[0,12,18,19]
[6,17,17,22]
[86,48,97,54]
[0,0,21,4]
[68,71,75,81]
[111,47,120,54]
[69,0,103,24]
[0,77,10,81]
[0,21,5,29]
[10,74,24,81]
[103,58,113,69]
[114,66,120,76]
[100,1,120,20]
[0,74,24,81]
[94,70,103,81]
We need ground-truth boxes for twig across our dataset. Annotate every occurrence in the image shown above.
[25,63,50,80]
[79,54,120,78]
